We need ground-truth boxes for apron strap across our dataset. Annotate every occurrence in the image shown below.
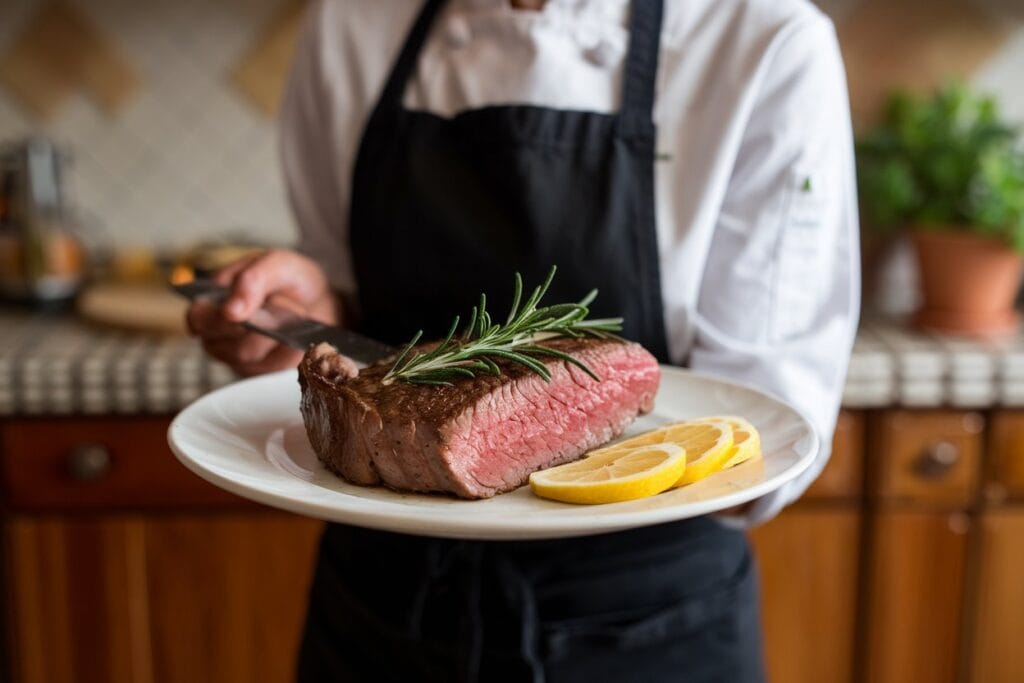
[375,0,446,111]
[617,0,665,137]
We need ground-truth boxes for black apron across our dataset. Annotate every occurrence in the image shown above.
[298,1,764,681]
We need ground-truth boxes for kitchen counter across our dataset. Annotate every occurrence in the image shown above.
[4,308,1024,683]
[0,308,236,416]
[4,308,1024,414]
[845,317,1024,408]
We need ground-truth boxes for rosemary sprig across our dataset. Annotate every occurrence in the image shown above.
[383,266,623,386]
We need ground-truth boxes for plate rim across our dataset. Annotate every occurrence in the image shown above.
[168,365,819,539]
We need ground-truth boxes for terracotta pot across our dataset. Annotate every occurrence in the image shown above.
[911,228,1024,338]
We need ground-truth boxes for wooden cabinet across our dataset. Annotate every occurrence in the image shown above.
[870,410,984,507]
[968,511,1024,683]
[862,511,970,683]
[0,417,323,683]
[966,412,1024,683]
[0,417,246,510]
[751,510,861,683]
[750,409,864,683]
[3,515,322,683]
[862,410,984,683]
[857,408,1024,683]
[6,407,1024,682]
[986,412,1024,503]
[805,410,865,500]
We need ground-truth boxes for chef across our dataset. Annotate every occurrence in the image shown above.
[188,0,859,680]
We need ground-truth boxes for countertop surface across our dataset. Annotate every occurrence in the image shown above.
[0,308,236,416]
[3,309,1024,415]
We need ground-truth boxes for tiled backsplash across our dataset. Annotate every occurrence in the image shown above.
[0,0,297,251]
[0,0,1022,253]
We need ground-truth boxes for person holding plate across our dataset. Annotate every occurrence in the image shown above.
[187,0,859,680]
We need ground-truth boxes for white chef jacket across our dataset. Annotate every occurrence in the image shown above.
[279,0,860,526]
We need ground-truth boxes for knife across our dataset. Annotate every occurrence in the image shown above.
[172,277,396,365]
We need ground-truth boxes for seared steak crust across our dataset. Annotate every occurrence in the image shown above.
[298,338,660,499]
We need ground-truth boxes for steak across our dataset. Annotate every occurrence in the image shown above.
[298,338,661,499]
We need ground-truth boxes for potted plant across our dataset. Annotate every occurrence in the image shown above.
[857,83,1024,338]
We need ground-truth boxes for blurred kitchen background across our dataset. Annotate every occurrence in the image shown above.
[0,0,297,251]
[2,1,1024,682]
[0,0,1021,255]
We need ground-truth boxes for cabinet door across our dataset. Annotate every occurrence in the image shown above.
[870,411,983,508]
[4,517,150,683]
[0,417,250,511]
[863,510,970,683]
[804,410,864,500]
[749,509,861,683]
[969,511,1024,683]
[143,516,322,683]
[986,412,1024,502]
[4,514,322,683]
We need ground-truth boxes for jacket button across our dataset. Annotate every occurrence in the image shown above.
[446,16,472,48]
[584,40,617,68]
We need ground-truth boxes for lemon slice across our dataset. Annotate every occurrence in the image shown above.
[667,421,735,486]
[592,420,735,487]
[529,444,687,505]
[692,416,761,468]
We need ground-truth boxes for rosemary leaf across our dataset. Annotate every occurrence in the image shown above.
[521,345,602,381]
[463,306,478,342]
[387,330,423,374]
[505,272,523,325]
[577,288,598,308]
[385,267,623,385]
[406,378,456,387]
[485,349,553,379]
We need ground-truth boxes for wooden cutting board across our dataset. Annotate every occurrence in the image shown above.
[77,282,189,335]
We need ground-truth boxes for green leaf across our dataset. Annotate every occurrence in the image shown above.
[385,330,423,376]
[857,81,1024,250]
[505,272,524,325]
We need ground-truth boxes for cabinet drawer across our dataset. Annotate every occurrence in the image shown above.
[805,410,864,500]
[870,411,982,507]
[0,417,250,511]
[986,412,1024,503]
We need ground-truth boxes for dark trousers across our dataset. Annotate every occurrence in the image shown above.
[297,517,764,682]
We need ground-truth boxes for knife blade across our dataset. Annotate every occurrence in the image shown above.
[172,277,396,365]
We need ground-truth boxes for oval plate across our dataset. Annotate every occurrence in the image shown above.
[168,366,818,540]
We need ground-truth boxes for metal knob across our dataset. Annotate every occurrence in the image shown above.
[985,482,1008,505]
[66,443,112,481]
[914,440,960,480]
[947,512,970,536]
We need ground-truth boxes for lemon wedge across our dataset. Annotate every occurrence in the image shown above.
[691,416,761,468]
[529,443,687,505]
[591,420,735,487]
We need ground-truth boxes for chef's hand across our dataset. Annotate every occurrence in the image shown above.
[186,249,338,376]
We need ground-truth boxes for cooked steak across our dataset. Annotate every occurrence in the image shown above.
[298,338,661,499]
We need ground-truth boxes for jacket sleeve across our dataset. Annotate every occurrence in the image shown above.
[278,0,357,296]
[688,17,861,527]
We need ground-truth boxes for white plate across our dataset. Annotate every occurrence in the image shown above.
[168,367,818,540]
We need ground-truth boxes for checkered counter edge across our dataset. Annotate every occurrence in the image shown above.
[4,311,1024,415]
[0,310,237,416]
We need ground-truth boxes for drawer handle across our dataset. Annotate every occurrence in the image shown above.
[66,444,113,481]
[914,440,959,480]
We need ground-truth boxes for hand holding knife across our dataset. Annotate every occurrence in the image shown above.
[172,275,395,366]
